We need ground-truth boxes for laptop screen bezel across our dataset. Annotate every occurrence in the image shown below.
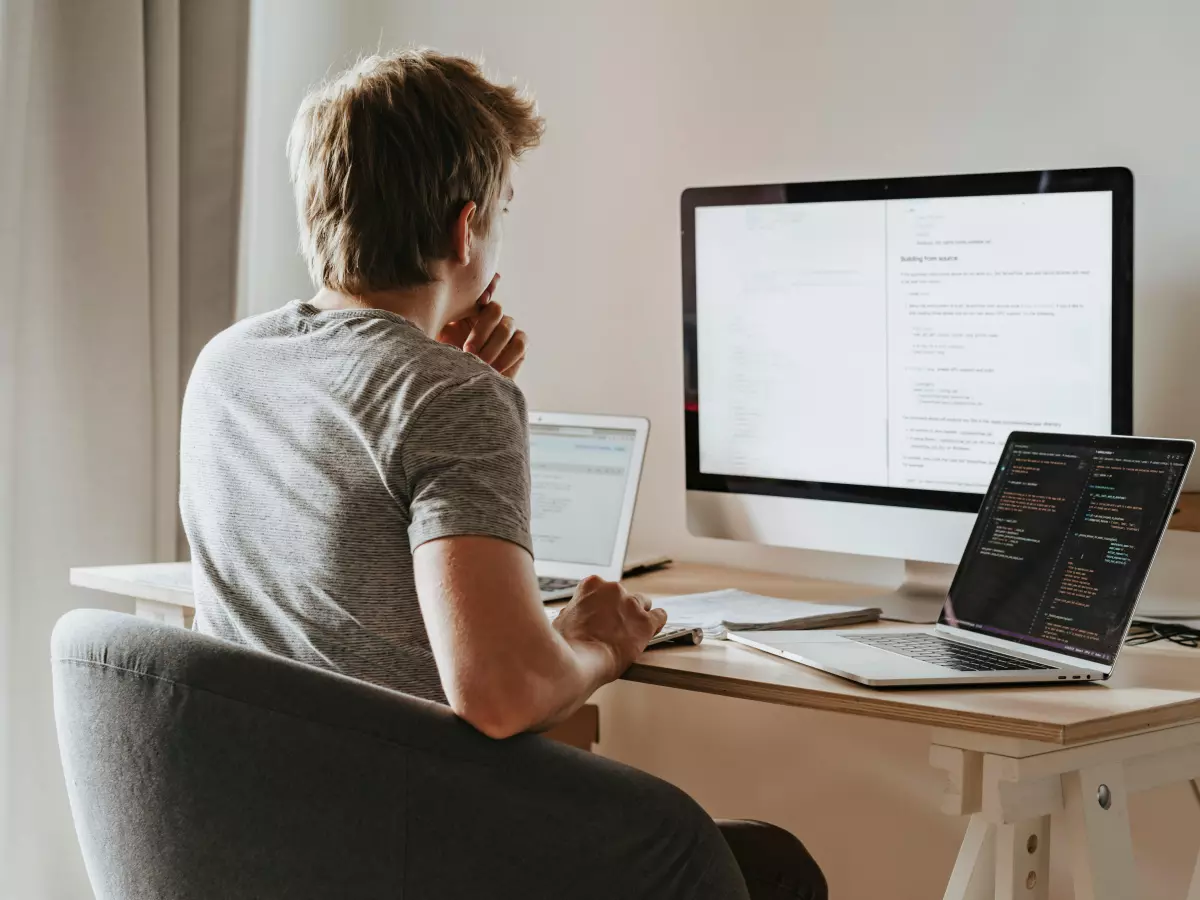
[938,431,1195,668]
[528,411,650,582]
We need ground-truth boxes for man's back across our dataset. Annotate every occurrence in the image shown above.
[180,300,532,702]
[173,50,827,898]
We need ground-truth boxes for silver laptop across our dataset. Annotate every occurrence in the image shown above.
[729,432,1194,687]
[529,412,649,601]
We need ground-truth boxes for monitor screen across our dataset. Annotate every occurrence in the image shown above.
[683,169,1133,513]
[942,435,1192,664]
[529,423,637,566]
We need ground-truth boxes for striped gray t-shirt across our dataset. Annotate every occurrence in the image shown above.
[180,300,532,703]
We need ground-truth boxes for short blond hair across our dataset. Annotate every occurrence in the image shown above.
[287,50,544,293]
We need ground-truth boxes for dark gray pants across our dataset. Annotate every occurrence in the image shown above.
[718,819,828,900]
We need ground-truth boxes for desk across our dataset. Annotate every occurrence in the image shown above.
[71,561,1200,900]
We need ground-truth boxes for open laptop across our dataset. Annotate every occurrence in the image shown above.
[530,412,700,647]
[530,411,649,600]
[729,433,1194,687]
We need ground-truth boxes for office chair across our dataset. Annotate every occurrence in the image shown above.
[51,609,747,899]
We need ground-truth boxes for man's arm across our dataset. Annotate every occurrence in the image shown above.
[413,535,663,739]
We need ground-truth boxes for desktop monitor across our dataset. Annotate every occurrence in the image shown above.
[682,168,1133,598]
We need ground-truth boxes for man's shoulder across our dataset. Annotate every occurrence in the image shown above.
[409,351,526,425]
[193,301,491,379]
[190,301,303,364]
[361,322,521,413]
[397,332,502,388]
[185,301,524,423]
[314,308,520,402]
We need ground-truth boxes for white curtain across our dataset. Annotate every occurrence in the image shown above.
[0,1,246,895]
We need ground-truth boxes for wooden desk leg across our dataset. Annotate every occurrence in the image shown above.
[543,704,600,752]
[1062,764,1135,900]
[940,814,1049,900]
[933,724,1200,900]
[1188,783,1200,900]
[133,598,188,629]
[995,816,1050,900]
[943,815,995,900]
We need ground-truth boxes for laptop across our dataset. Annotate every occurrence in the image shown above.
[729,432,1194,687]
[530,412,700,647]
[529,412,650,601]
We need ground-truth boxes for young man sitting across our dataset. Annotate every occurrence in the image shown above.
[179,49,826,900]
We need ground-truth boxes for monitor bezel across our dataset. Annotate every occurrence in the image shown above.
[681,167,1134,514]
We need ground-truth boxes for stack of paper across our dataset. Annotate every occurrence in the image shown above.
[652,589,880,639]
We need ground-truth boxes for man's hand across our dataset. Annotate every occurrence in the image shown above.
[438,273,527,378]
[552,576,668,680]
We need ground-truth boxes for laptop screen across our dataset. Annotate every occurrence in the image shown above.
[529,423,638,567]
[942,434,1193,664]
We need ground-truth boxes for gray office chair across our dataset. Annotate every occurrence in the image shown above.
[51,609,749,900]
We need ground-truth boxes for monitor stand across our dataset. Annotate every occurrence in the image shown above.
[859,560,955,624]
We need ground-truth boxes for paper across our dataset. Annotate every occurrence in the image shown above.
[652,589,880,639]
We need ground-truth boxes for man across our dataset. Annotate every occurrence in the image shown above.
[180,49,826,900]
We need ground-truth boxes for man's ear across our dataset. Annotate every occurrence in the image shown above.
[451,201,477,266]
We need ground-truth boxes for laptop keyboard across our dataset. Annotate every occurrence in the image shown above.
[846,633,1054,672]
[538,577,579,593]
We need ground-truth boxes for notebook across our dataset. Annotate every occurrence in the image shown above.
[652,589,881,639]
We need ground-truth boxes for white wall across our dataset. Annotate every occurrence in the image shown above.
[242,0,1200,582]
[237,0,388,322]
[240,2,1200,895]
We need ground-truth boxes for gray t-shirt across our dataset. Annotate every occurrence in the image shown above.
[180,300,532,703]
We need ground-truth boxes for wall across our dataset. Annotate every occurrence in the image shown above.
[243,0,1200,581]
[240,1,1200,895]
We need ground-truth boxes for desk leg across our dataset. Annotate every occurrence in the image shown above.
[134,598,189,629]
[995,816,1049,900]
[543,704,600,752]
[1061,764,1135,900]
[943,815,995,900]
[941,813,1050,900]
[933,724,1200,900]
[1188,784,1200,900]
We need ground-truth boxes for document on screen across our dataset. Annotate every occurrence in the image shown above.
[694,190,1112,492]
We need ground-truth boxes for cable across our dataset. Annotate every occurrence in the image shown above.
[1126,620,1200,648]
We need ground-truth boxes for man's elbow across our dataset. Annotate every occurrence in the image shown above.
[456,707,527,740]
[448,682,543,740]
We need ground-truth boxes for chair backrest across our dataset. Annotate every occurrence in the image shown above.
[51,609,748,900]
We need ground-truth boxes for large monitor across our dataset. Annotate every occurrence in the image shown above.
[682,168,1133,592]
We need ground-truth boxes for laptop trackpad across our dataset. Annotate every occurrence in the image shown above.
[798,642,951,679]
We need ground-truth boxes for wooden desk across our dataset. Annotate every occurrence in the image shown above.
[71,561,1200,900]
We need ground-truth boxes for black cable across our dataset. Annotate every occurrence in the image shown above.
[1126,620,1200,648]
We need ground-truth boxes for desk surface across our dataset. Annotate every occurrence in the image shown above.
[70,560,1200,747]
